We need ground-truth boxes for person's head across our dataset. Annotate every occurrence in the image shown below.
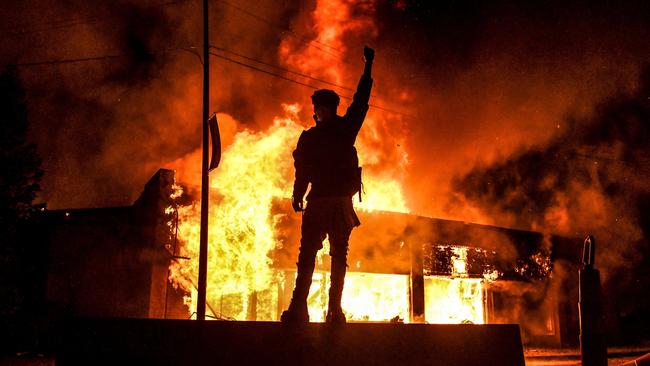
[311,89,339,124]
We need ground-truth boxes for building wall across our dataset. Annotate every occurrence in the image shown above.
[39,169,185,319]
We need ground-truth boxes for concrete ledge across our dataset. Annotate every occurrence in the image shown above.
[56,318,525,366]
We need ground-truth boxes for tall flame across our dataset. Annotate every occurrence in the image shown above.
[171,105,301,319]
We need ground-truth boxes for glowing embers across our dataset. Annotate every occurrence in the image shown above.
[423,276,484,324]
[424,244,500,280]
[451,246,469,277]
[304,271,410,323]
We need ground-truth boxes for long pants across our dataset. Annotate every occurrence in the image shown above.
[289,198,357,312]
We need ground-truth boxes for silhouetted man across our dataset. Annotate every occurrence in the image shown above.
[281,46,374,324]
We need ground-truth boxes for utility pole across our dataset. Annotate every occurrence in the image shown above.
[196,0,210,321]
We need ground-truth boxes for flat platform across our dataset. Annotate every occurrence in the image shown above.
[56,318,525,366]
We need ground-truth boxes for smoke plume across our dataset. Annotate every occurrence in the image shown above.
[453,66,650,334]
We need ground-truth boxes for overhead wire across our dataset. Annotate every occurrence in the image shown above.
[4,44,184,67]
[214,0,348,63]
[0,0,188,39]
[208,51,412,117]
[4,21,410,117]
[6,54,126,67]
[209,44,391,104]
[209,44,355,92]
[220,0,343,53]
[5,47,411,117]
[2,17,112,37]
[1,0,347,66]
[3,0,343,73]
[0,13,103,33]
[209,51,320,90]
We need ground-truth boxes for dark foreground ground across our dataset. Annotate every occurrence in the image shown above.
[3,348,649,366]
[1,319,647,365]
[3,318,525,365]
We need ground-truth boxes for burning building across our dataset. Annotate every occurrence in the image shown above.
[32,167,579,348]
[169,186,577,346]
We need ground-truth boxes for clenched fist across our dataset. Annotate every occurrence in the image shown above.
[364,46,375,63]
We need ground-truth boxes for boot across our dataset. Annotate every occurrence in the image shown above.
[326,256,347,324]
[281,302,309,323]
[325,308,346,324]
[281,253,316,323]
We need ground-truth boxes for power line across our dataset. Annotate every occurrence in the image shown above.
[0,13,101,33]
[209,45,355,92]
[6,54,125,67]
[216,0,343,54]
[0,0,188,38]
[5,48,412,118]
[209,51,319,90]
[209,44,393,104]
[2,0,350,72]
[208,51,411,117]
[4,45,183,67]
[2,0,347,66]
[215,0,348,62]
[3,18,110,37]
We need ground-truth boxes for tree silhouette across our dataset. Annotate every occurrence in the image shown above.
[0,69,43,318]
[0,70,43,228]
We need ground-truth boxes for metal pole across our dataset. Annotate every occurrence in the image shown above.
[409,241,424,323]
[196,0,210,321]
[579,235,607,366]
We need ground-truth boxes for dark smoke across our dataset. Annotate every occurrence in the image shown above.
[453,66,650,338]
[0,0,304,208]
[372,0,650,221]
[453,66,650,248]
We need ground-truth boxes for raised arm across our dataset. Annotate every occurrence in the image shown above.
[344,46,374,138]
